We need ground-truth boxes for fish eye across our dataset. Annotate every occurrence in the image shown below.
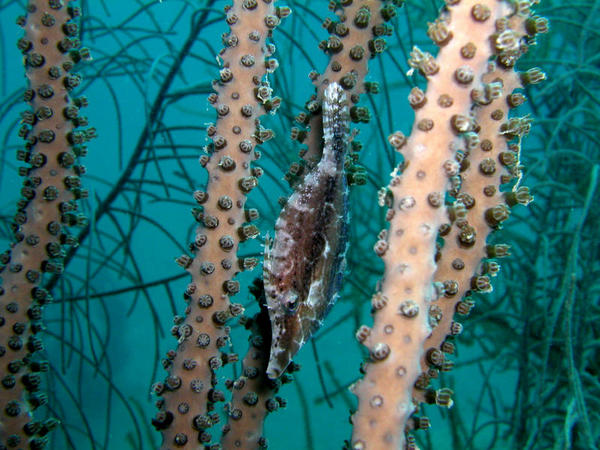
[284,292,299,313]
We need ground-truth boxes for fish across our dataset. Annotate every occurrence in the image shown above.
[263,82,350,379]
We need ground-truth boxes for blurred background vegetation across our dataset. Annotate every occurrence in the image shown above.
[0,0,598,448]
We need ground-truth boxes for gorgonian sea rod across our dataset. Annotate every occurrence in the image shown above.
[263,82,350,379]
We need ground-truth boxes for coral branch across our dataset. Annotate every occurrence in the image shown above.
[221,280,283,449]
[0,1,93,447]
[153,1,286,447]
[295,0,399,164]
[351,1,510,447]
[415,8,548,406]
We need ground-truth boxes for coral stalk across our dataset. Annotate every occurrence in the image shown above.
[416,8,546,405]
[0,0,93,447]
[153,1,286,447]
[296,0,398,164]
[351,1,510,447]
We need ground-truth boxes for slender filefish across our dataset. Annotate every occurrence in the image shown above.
[263,82,350,378]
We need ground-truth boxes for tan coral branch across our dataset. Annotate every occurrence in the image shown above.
[0,1,94,447]
[153,1,287,448]
[351,1,510,448]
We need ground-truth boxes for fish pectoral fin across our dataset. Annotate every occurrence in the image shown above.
[263,232,273,275]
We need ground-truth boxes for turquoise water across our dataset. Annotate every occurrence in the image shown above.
[0,1,598,449]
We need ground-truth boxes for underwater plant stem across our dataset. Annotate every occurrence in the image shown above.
[564,164,598,450]
[46,1,217,294]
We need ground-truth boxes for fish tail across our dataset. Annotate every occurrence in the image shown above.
[322,82,349,160]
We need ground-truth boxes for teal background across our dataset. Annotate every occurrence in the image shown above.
[0,1,598,449]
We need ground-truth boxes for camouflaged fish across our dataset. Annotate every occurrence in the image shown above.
[263,82,350,379]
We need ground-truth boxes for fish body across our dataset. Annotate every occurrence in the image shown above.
[263,82,350,379]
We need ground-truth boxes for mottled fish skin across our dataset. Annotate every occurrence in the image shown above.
[263,82,350,379]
